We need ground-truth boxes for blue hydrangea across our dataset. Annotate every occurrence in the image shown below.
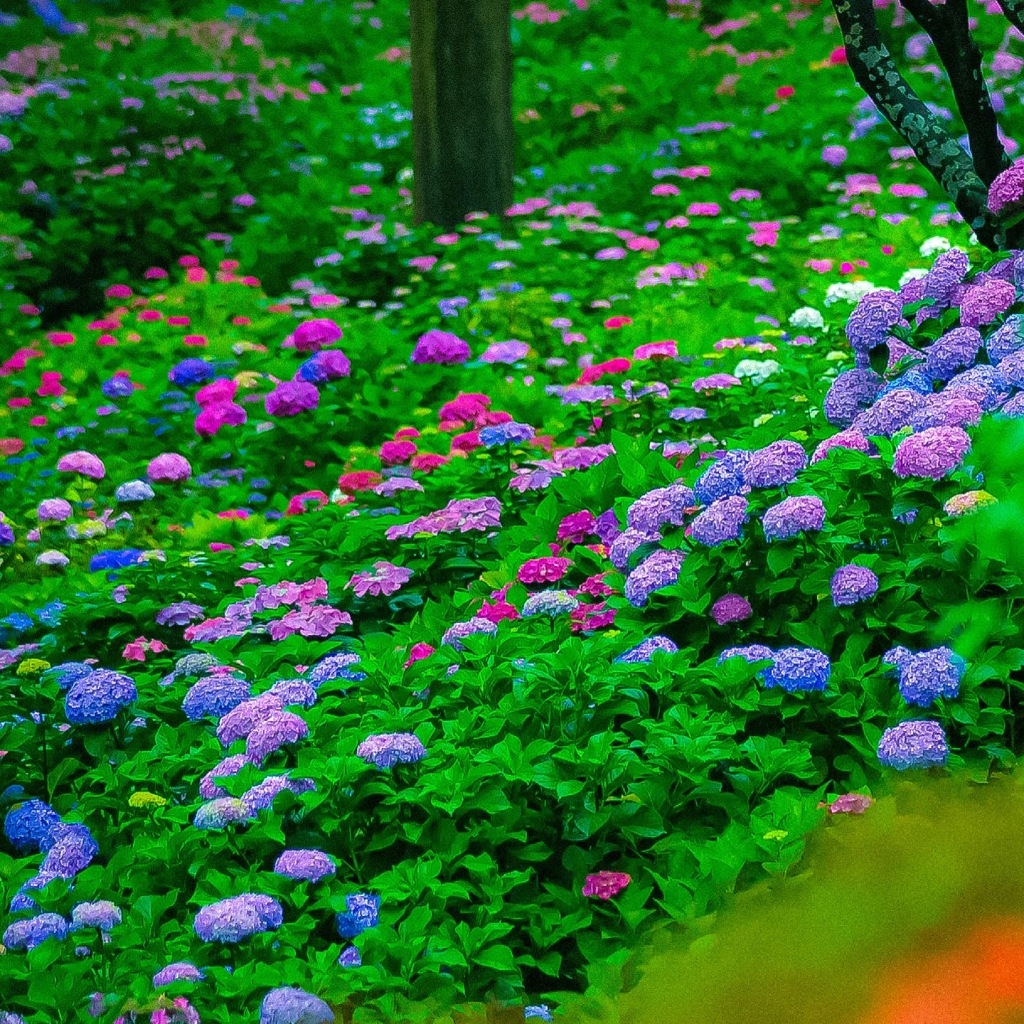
[830,565,879,606]
[986,313,1024,362]
[182,675,252,721]
[4,800,61,853]
[883,646,964,707]
[115,480,155,502]
[193,894,283,943]
[717,644,774,666]
[260,987,335,1024]
[855,388,927,437]
[356,733,427,769]
[525,1007,554,1022]
[153,962,205,986]
[608,528,660,572]
[877,720,949,770]
[42,662,93,690]
[923,327,982,381]
[89,548,145,572]
[823,369,882,428]
[65,670,137,725]
[615,636,679,663]
[693,450,752,505]
[273,849,336,883]
[338,946,362,968]
[305,653,367,689]
[70,901,122,931]
[479,422,536,447]
[762,647,831,692]
[266,679,318,709]
[168,359,215,387]
[336,892,380,938]
[2,913,68,951]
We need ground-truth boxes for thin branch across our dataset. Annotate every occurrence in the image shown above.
[830,0,999,247]
[901,0,1009,185]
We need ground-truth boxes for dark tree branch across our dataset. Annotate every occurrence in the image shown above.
[830,0,1000,248]
[901,0,1010,185]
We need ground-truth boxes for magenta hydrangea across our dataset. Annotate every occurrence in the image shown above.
[265,381,320,417]
[892,426,971,479]
[411,329,471,365]
[147,452,192,483]
[711,593,752,624]
[987,159,1024,217]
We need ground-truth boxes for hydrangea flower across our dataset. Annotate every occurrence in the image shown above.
[761,495,826,541]
[441,617,498,650]
[246,711,310,765]
[338,946,362,968]
[855,388,926,437]
[811,429,873,464]
[260,987,335,1024]
[608,528,660,572]
[884,646,964,707]
[845,289,906,355]
[291,318,342,352]
[892,426,971,479]
[153,963,205,987]
[522,589,582,617]
[693,450,752,505]
[40,823,98,878]
[689,496,749,546]
[582,871,631,899]
[711,593,753,624]
[182,675,251,721]
[156,601,205,627]
[830,565,878,606]
[306,653,366,687]
[987,159,1024,217]
[762,647,831,692]
[56,451,105,479]
[115,480,155,502]
[615,636,678,663]
[959,279,1016,328]
[273,849,336,883]
[65,670,138,725]
[265,381,320,417]
[479,421,535,446]
[335,893,380,938]
[2,913,68,950]
[36,498,72,522]
[356,733,427,769]
[623,550,685,607]
[411,329,470,364]
[147,453,192,483]
[626,483,694,533]
[823,370,882,428]
[193,894,283,944]
[877,720,949,770]
[744,440,808,488]
[4,800,61,853]
[70,901,122,931]
[518,557,571,585]
[193,798,250,830]
[923,327,982,381]
[240,774,315,816]
[943,490,996,516]
[216,693,286,746]
[718,644,774,665]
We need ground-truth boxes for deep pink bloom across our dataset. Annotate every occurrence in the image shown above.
[404,642,435,668]
[582,871,631,900]
[380,440,417,466]
[518,557,571,585]
[290,318,342,352]
[195,402,247,437]
[57,450,105,479]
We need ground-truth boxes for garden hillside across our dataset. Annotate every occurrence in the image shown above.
[2,2,1024,1024]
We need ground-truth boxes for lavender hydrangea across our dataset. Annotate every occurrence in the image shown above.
[39,823,98,878]
[65,670,137,725]
[153,962,205,986]
[615,636,679,663]
[306,653,366,687]
[762,647,831,692]
[266,679,318,709]
[335,893,380,938]
[711,593,753,624]
[823,369,883,428]
[608,528,659,572]
[216,693,285,746]
[441,616,498,650]
[260,987,335,1024]
[717,644,774,665]
[830,565,879,606]
[338,946,362,968]
[909,394,983,431]
[156,601,205,627]
[273,849,336,883]
[761,495,826,541]
[70,901,122,931]
[854,388,926,437]
[811,429,873,464]
[892,426,971,479]
[693,450,752,505]
[193,798,250,830]
[986,313,1024,362]
[193,894,283,943]
[743,440,808,488]
[844,288,906,355]
[877,720,949,770]
[884,646,964,707]
[356,733,427,769]
[959,278,1016,328]
[624,549,685,607]
[923,327,982,381]
[2,913,68,950]
[240,774,316,816]
[689,495,749,547]
[246,711,310,765]
[923,248,970,307]
[626,483,694,533]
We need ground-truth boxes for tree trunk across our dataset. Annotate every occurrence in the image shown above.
[411,0,514,228]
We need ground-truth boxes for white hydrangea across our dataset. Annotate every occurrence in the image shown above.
[898,267,929,287]
[824,281,877,306]
[734,359,782,385]
[788,306,825,330]
[919,236,951,257]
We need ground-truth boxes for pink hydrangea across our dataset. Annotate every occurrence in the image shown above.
[892,426,971,480]
[582,871,631,900]
[57,451,105,479]
[987,159,1024,217]
[290,318,342,352]
[147,453,192,483]
[518,557,571,584]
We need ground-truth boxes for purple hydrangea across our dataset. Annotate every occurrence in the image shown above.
[260,987,335,1024]
[156,601,205,627]
[1004,393,1024,417]
[608,528,659,572]
[624,549,685,607]
[37,498,73,522]
[761,495,826,541]
[909,395,983,431]
[338,946,362,968]
[40,823,98,878]
[718,644,774,665]
[273,849,336,883]
[689,495,749,547]
[923,327,982,381]
[216,693,286,746]
[711,593,753,624]
[884,646,964,707]
[988,160,1024,216]
[240,774,316,816]
[265,381,320,417]
[168,359,215,387]
[306,653,366,687]
[986,313,1024,362]
[411,329,471,365]
[193,894,283,943]
[823,369,883,428]
[291,318,342,351]
[246,711,310,765]
[693,450,752,505]
[811,429,874,464]
[845,289,907,355]
[2,913,68,950]
[923,249,970,307]
[626,483,694,533]
[297,349,352,383]
[998,350,1024,390]
[892,426,971,479]
[335,893,380,938]
[153,962,205,986]
[182,675,252,721]
[877,720,949,770]
[830,565,879,606]
[744,440,808,488]
[854,389,926,437]
[199,754,252,800]
[4,800,61,853]
[615,636,679,663]
[441,617,498,650]
[959,278,1016,328]
[594,508,621,547]
[266,679,318,709]
[479,422,535,447]
[762,646,831,692]
[356,733,427,769]
[65,670,137,725]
